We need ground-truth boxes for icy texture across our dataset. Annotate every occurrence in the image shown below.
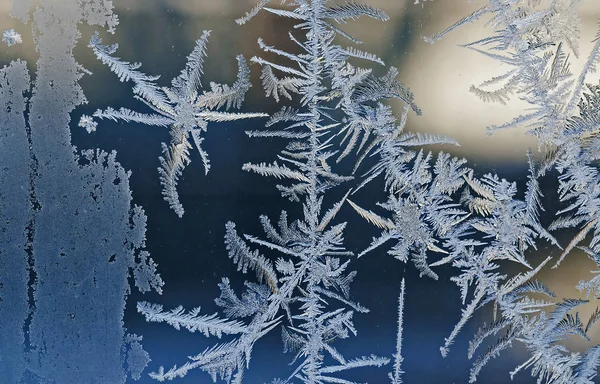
[4,0,600,383]
[0,1,162,383]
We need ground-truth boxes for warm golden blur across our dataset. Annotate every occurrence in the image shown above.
[537,249,600,352]
[402,1,600,161]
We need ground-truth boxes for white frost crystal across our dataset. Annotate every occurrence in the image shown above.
[2,29,22,46]
[79,114,98,133]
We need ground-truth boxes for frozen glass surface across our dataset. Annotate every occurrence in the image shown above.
[2,1,600,383]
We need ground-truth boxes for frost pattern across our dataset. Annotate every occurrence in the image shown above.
[0,1,162,383]
[0,59,31,384]
[421,0,600,382]
[133,0,600,383]
[389,278,405,384]
[2,28,22,46]
[136,0,416,382]
[87,30,266,217]
[3,0,600,383]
